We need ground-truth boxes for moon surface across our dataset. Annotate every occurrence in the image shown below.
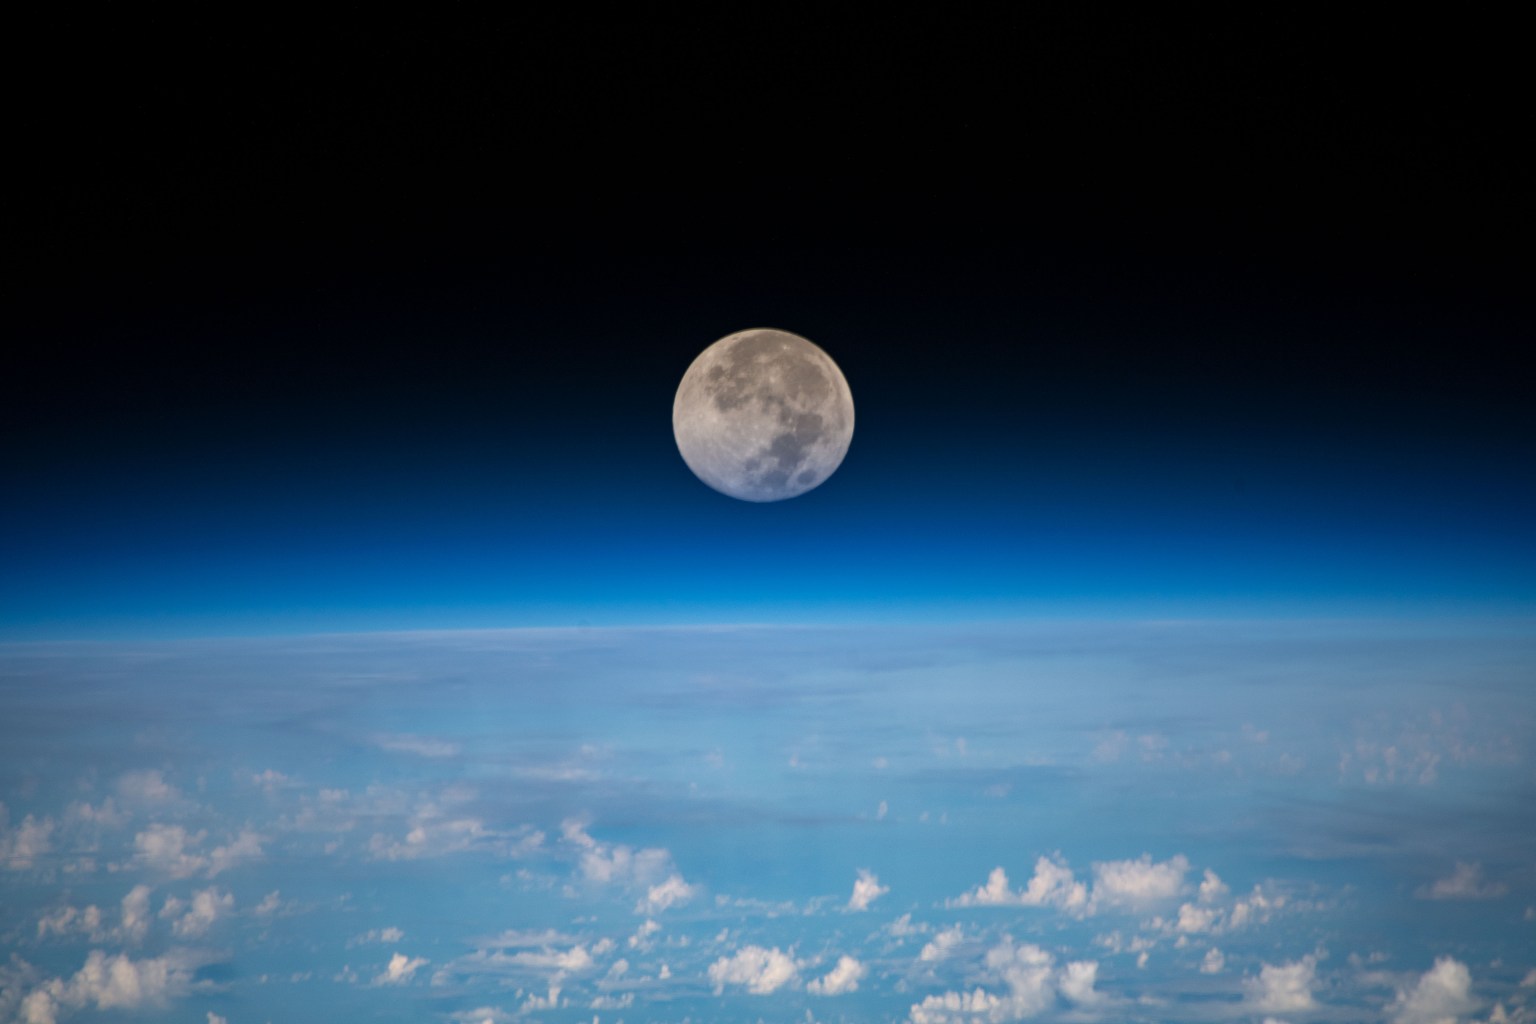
[673,328,854,502]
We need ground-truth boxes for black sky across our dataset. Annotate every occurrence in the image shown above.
[6,13,1531,506]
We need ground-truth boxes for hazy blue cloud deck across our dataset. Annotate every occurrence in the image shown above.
[3,621,1532,1022]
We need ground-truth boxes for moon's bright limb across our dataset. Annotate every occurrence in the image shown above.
[673,328,854,502]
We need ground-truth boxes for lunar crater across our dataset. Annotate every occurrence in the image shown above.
[673,328,854,502]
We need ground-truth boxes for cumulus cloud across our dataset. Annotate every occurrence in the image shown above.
[373,953,429,986]
[809,956,867,996]
[1202,948,1226,974]
[351,926,406,946]
[37,904,106,943]
[1199,869,1230,903]
[1418,863,1508,901]
[708,946,801,995]
[120,885,152,943]
[1177,902,1220,934]
[162,887,232,938]
[1,812,55,870]
[131,825,207,878]
[206,829,264,877]
[560,818,696,913]
[920,925,967,962]
[64,798,128,829]
[16,950,194,1022]
[1090,854,1189,910]
[948,857,1087,913]
[628,918,661,950]
[908,938,1102,1023]
[115,770,180,805]
[1387,957,1478,1024]
[369,810,541,863]
[848,869,890,911]
[1245,955,1318,1013]
[636,873,698,914]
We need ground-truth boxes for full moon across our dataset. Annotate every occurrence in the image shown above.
[673,328,854,502]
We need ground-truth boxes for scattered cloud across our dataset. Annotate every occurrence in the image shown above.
[636,873,698,914]
[909,938,1102,1023]
[809,955,867,996]
[848,869,889,911]
[1091,854,1189,910]
[920,925,967,962]
[1245,955,1318,1014]
[1202,948,1226,974]
[16,950,196,1022]
[373,734,461,758]
[948,856,1087,913]
[207,829,264,877]
[2,813,55,870]
[115,770,180,805]
[131,824,207,878]
[373,953,429,986]
[162,887,232,938]
[1387,957,1478,1024]
[1418,863,1508,901]
[708,946,801,995]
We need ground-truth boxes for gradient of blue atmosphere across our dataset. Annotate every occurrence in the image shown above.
[5,26,1534,1022]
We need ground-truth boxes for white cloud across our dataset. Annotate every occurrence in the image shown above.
[38,903,107,945]
[207,1014,228,1024]
[1057,960,1105,1006]
[351,926,406,945]
[708,946,801,995]
[368,814,538,862]
[165,887,232,938]
[120,885,152,943]
[520,985,561,1012]
[809,956,867,996]
[888,913,927,938]
[1388,957,1478,1024]
[2,814,55,870]
[1202,948,1226,974]
[1227,886,1284,930]
[115,770,179,805]
[1091,854,1189,910]
[637,873,698,914]
[908,938,1101,1023]
[628,918,661,950]
[1198,869,1230,903]
[373,734,461,758]
[948,857,1087,913]
[131,824,207,878]
[561,818,696,913]
[373,953,429,986]
[1245,955,1317,1013]
[1176,902,1220,934]
[17,950,194,1022]
[446,1008,513,1024]
[848,869,889,911]
[920,925,966,962]
[1418,863,1508,901]
[64,798,129,829]
[207,829,264,877]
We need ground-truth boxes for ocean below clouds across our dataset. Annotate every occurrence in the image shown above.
[2,619,1533,1023]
